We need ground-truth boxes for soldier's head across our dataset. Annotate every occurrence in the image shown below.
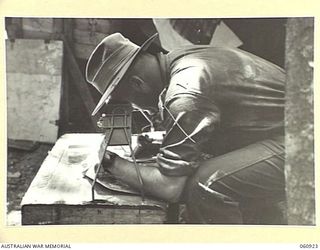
[86,33,163,116]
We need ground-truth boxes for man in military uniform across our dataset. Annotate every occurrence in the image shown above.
[86,33,286,224]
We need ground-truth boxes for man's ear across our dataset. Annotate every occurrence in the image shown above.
[130,75,145,92]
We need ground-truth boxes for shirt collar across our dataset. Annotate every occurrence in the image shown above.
[156,52,170,89]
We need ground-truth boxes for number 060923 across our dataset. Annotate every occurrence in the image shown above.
[300,244,318,248]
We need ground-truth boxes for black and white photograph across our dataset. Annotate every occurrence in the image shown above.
[5,17,314,227]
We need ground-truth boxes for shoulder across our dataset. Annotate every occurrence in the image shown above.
[166,50,214,98]
[167,46,251,84]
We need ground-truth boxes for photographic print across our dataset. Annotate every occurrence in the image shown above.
[0,1,319,247]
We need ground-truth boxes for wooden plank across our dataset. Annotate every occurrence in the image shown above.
[6,39,63,143]
[6,17,23,39]
[22,18,63,34]
[73,19,112,33]
[21,133,167,224]
[22,204,166,225]
[21,18,63,40]
[21,134,102,206]
[59,59,70,134]
[8,139,40,151]
[73,29,107,46]
[63,19,73,43]
[53,19,63,34]
[64,39,100,128]
[59,19,73,134]
[22,205,58,225]
[60,31,71,134]
[21,134,165,206]
[22,18,54,33]
[22,30,57,40]
[11,17,23,27]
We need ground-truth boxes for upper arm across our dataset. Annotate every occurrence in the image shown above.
[156,62,220,177]
[157,95,220,177]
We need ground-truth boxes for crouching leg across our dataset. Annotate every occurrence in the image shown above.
[184,136,287,224]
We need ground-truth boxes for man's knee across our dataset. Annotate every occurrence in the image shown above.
[184,174,287,224]
[183,173,243,224]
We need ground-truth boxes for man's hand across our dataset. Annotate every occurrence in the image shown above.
[99,149,188,203]
[133,134,161,159]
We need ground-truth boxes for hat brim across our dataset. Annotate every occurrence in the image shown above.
[91,33,159,116]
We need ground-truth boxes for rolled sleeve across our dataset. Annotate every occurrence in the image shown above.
[157,96,220,176]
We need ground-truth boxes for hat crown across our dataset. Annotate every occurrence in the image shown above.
[100,33,139,62]
[85,33,139,92]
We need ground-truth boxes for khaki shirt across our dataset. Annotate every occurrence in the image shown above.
[156,46,285,176]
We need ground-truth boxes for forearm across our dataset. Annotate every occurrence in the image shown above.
[108,156,187,202]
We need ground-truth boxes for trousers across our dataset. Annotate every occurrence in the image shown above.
[184,135,286,224]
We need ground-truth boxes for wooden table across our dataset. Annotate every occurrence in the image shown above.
[21,133,171,225]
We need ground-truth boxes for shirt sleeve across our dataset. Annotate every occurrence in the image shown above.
[157,95,220,176]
